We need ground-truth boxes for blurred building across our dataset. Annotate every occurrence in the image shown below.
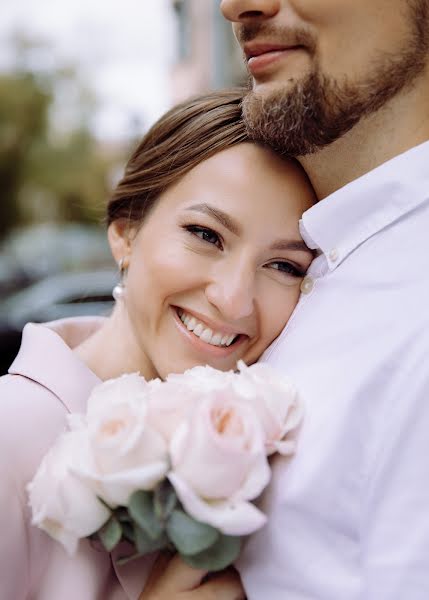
[170,0,247,102]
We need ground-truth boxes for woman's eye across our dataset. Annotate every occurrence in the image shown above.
[268,261,305,278]
[185,225,223,249]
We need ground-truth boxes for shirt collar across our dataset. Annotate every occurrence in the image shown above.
[299,139,429,270]
[8,317,104,414]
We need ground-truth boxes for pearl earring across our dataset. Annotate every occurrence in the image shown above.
[112,257,128,302]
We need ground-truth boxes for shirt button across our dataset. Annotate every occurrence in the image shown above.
[300,276,314,295]
[329,248,339,262]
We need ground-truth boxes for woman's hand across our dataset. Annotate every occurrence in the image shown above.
[139,552,245,600]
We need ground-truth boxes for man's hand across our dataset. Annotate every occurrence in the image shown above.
[139,552,245,600]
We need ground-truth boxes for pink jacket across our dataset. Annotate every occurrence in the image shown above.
[0,318,153,600]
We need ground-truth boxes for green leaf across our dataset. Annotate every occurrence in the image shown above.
[115,507,132,524]
[129,491,164,540]
[121,521,135,544]
[166,509,219,556]
[181,534,242,572]
[134,524,169,555]
[154,480,177,522]
[97,517,122,552]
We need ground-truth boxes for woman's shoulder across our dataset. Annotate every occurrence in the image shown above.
[0,373,68,489]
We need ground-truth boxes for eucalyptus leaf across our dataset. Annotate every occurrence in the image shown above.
[181,534,242,572]
[97,517,122,552]
[134,524,169,555]
[129,491,164,540]
[116,507,132,524]
[121,521,135,544]
[154,480,177,522]
[166,509,219,556]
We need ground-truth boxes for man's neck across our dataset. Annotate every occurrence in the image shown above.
[299,75,429,200]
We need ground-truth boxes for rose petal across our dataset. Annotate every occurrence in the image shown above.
[87,373,149,419]
[236,361,304,451]
[28,431,110,555]
[59,471,111,537]
[270,439,297,456]
[232,452,271,502]
[168,472,267,536]
[41,520,80,556]
[74,461,168,506]
[170,396,267,500]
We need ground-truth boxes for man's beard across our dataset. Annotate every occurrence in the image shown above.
[242,1,429,157]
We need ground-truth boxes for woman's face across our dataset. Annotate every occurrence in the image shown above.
[109,143,315,380]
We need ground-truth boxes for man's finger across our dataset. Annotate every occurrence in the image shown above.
[142,551,175,593]
[161,553,209,592]
[196,567,246,600]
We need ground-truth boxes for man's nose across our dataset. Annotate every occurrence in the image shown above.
[220,0,281,23]
[205,264,255,322]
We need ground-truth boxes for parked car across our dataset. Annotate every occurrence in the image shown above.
[0,270,116,375]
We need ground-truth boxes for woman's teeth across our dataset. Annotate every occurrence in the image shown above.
[178,310,238,347]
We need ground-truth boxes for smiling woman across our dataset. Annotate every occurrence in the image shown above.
[79,88,316,381]
[0,88,316,600]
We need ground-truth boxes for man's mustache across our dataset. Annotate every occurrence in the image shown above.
[236,22,317,55]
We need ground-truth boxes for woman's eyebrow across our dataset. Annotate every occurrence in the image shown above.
[185,203,241,235]
[270,239,313,254]
[185,202,313,256]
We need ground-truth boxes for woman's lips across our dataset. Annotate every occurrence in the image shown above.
[172,307,246,359]
[247,47,303,76]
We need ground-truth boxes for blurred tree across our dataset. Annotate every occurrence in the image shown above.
[0,70,51,237]
[0,33,121,240]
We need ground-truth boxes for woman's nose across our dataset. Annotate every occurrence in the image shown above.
[205,264,255,322]
[220,0,281,22]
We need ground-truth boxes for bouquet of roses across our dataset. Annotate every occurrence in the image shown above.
[28,361,302,571]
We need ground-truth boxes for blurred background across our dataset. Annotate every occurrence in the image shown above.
[0,0,246,374]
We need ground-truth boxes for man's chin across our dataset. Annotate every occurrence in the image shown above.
[250,71,308,96]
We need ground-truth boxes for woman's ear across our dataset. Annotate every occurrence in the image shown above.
[107,219,134,264]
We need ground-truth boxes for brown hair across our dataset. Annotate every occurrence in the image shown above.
[107,88,250,226]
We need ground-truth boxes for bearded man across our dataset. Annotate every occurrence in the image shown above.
[221,1,429,599]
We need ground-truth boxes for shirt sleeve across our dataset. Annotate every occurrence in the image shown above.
[361,364,429,599]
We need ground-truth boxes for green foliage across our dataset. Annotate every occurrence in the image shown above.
[97,516,122,552]
[129,490,165,540]
[166,509,219,556]
[0,35,125,239]
[134,524,169,555]
[95,482,242,571]
[154,479,178,522]
[181,533,242,572]
[0,71,51,237]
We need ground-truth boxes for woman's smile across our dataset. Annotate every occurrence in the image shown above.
[107,142,315,380]
[172,306,248,358]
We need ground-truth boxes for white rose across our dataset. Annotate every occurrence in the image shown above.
[235,361,304,455]
[146,379,200,443]
[74,374,169,506]
[168,393,270,536]
[167,364,236,392]
[28,430,110,555]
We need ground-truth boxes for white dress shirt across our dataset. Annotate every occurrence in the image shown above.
[239,140,429,599]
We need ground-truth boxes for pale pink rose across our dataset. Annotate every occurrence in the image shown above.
[167,364,236,392]
[73,374,169,506]
[168,362,303,455]
[146,380,200,443]
[168,393,270,535]
[235,361,304,455]
[28,430,110,555]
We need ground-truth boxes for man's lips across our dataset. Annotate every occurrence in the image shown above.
[244,43,297,59]
[244,43,305,75]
